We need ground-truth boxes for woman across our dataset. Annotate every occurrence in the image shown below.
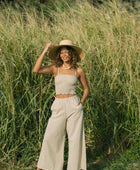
[33,40,89,170]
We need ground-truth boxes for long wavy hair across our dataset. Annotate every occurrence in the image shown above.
[54,46,80,68]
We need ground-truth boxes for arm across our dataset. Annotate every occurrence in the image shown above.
[32,43,55,75]
[77,67,89,105]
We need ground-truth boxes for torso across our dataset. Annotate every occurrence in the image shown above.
[54,65,79,98]
[55,94,75,98]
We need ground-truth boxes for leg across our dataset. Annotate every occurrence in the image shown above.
[66,106,86,170]
[37,100,66,170]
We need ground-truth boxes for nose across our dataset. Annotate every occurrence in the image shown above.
[60,51,69,55]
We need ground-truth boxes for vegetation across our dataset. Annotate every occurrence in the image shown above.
[0,0,139,169]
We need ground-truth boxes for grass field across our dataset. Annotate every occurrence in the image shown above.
[0,0,139,169]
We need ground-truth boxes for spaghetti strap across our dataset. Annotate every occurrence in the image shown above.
[58,67,60,75]
[75,68,77,76]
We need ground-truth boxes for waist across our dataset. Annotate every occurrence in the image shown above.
[55,88,76,96]
[55,94,76,98]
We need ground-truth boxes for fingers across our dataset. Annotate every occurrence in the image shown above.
[47,43,55,50]
[43,42,55,53]
[77,101,81,105]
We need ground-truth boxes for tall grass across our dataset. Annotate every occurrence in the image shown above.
[0,0,139,168]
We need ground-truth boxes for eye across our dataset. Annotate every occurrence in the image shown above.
[60,51,69,55]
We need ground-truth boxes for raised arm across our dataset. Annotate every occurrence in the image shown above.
[77,67,89,105]
[33,43,55,75]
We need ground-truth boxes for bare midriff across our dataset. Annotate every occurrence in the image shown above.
[55,94,76,98]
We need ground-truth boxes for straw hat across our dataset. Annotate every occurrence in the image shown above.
[48,40,85,62]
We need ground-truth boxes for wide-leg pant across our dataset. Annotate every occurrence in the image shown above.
[37,95,86,170]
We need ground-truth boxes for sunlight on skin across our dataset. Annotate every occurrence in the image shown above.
[60,47,72,66]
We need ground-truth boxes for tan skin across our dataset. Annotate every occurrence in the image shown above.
[33,43,89,170]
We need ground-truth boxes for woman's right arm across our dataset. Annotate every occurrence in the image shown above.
[33,43,54,75]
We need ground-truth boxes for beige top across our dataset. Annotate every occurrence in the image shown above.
[55,67,78,95]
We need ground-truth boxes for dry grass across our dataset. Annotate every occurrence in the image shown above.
[0,0,139,168]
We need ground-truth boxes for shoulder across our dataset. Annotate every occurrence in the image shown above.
[76,67,86,78]
[43,64,58,74]
[77,67,85,75]
[51,64,58,70]
[51,64,59,76]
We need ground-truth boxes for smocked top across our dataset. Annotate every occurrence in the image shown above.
[55,67,78,95]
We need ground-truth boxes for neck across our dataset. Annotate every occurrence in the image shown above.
[62,63,72,70]
[63,62,71,67]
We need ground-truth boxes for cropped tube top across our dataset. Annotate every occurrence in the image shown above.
[55,67,78,95]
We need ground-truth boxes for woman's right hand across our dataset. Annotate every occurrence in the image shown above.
[43,42,55,53]
[33,42,55,73]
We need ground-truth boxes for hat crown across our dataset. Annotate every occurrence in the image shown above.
[59,40,73,46]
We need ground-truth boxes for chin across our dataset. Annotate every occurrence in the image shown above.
[63,59,70,62]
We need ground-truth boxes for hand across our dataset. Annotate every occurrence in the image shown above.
[77,100,83,105]
[43,42,55,53]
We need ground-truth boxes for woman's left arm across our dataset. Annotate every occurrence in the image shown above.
[77,67,89,105]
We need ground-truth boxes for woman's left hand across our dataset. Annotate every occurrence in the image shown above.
[77,100,83,105]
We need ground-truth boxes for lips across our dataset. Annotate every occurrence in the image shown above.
[63,57,68,60]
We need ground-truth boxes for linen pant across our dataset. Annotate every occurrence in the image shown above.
[37,95,86,170]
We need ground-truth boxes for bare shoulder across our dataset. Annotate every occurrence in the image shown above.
[51,64,57,70]
[77,67,85,74]
[43,64,57,75]
[76,67,86,78]
[51,64,59,76]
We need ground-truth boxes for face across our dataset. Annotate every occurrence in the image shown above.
[59,47,72,63]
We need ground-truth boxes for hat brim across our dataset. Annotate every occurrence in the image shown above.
[48,45,85,62]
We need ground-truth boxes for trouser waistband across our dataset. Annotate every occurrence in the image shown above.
[54,95,79,101]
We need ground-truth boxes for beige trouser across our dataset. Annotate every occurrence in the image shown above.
[37,95,86,170]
